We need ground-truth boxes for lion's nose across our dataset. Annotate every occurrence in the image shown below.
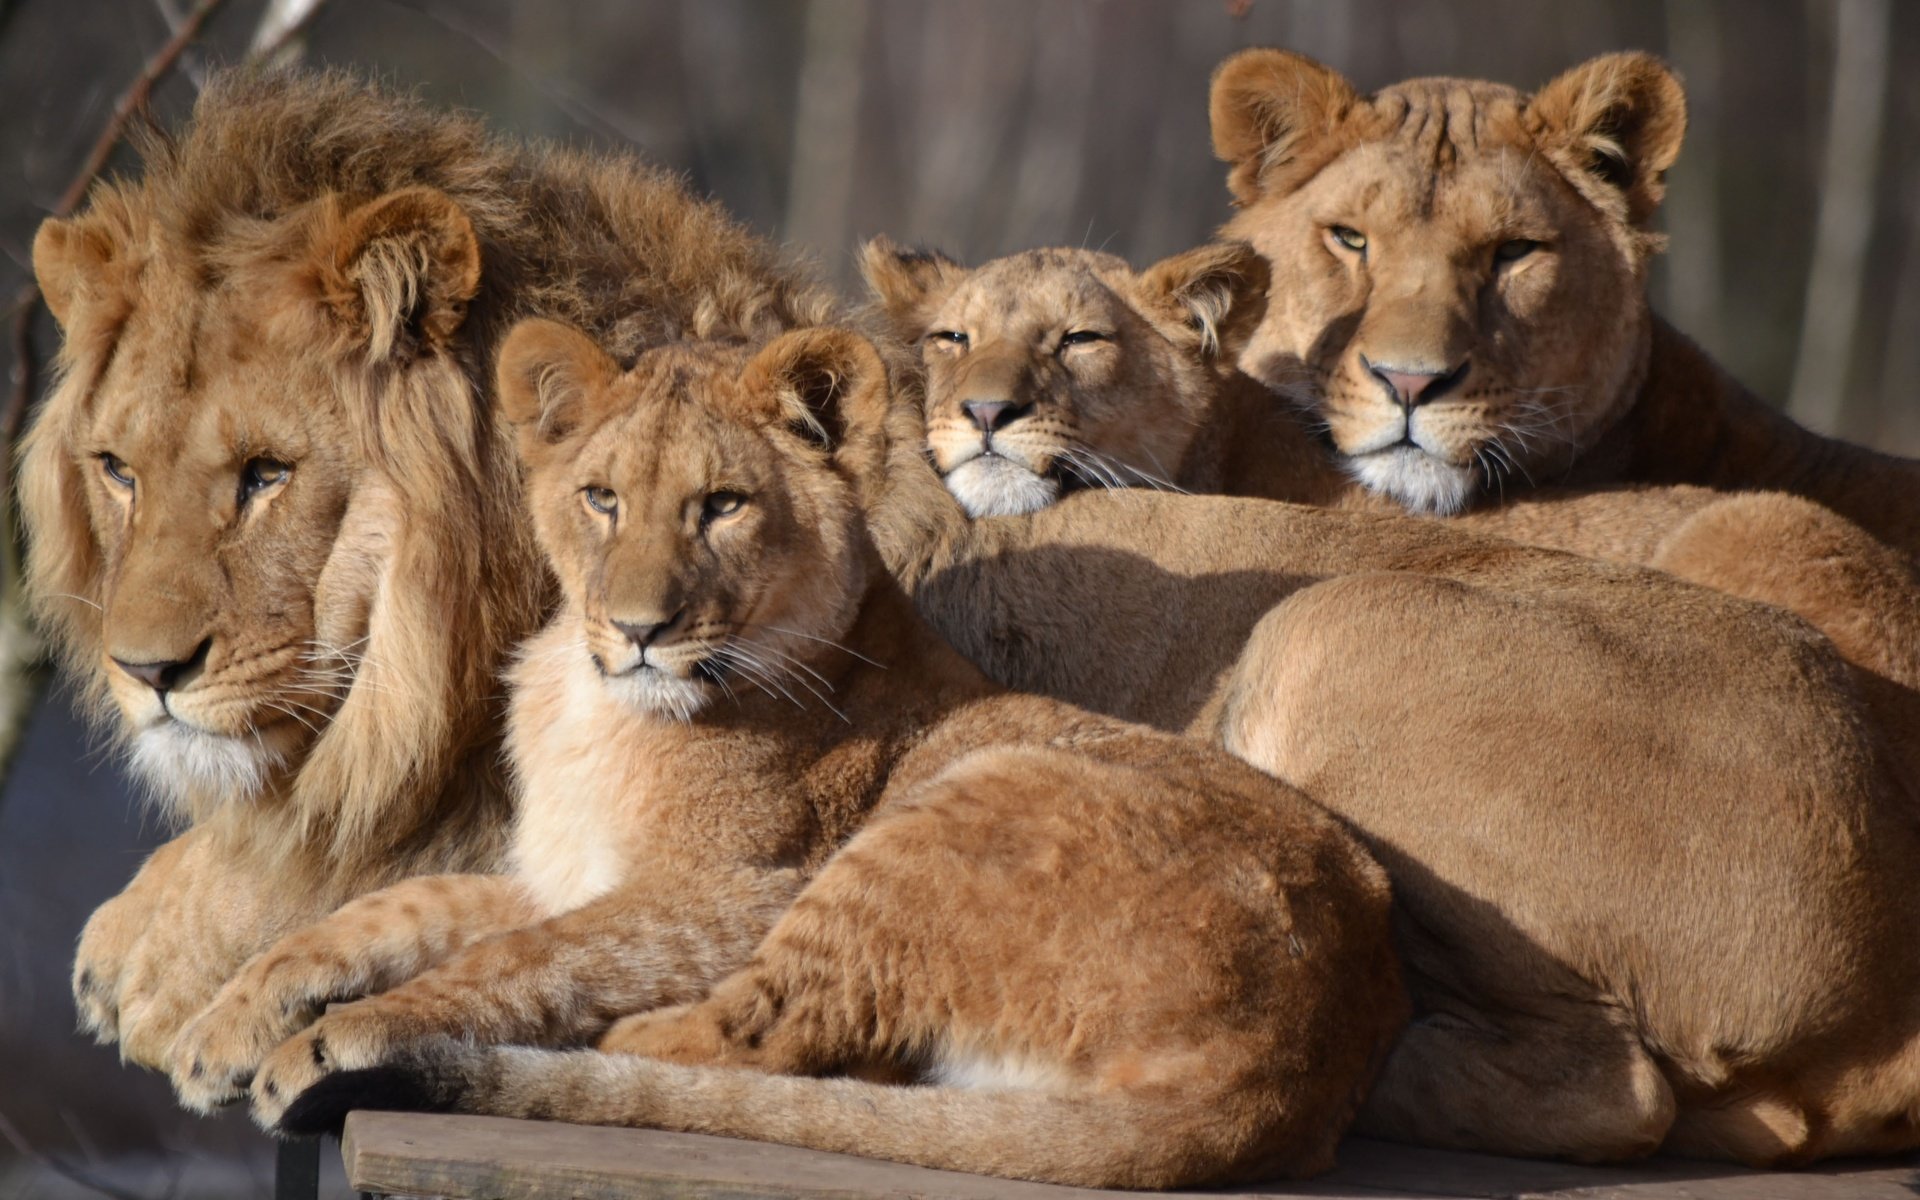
[963,400,1028,433]
[614,614,681,650]
[1365,357,1470,409]
[112,638,212,694]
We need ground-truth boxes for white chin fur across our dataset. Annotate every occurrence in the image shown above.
[944,456,1060,518]
[1347,446,1477,515]
[128,721,292,807]
[600,665,713,722]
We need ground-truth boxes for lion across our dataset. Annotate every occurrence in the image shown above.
[22,67,835,1081]
[862,240,1920,690]
[161,325,1406,1190]
[1205,48,1920,559]
[826,325,1920,1164]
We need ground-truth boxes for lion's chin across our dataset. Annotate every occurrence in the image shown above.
[1345,445,1477,516]
[944,456,1060,519]
[127,720,297,809]
[600,668,714,723]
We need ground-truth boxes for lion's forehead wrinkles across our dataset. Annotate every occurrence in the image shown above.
[1368,82,1533,198]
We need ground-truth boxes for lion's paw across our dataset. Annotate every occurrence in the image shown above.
[71,889,160,1044]
[168,958,340,1112]
[249,1003,422,1130]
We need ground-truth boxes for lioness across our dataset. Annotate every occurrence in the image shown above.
[862,240,1920,689]
[171,325,1404,1189]
[842,327,1920,1162]
[22,68,833,1079]
[1209,49,1920,557]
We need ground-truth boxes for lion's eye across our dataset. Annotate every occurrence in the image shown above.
[1059,330,1109,351]
[1330,225,1368,253]
[1495,239,1542,264]
[584,486,618,515]
[240,458,291,500]
[703,491,747,520]
[928,330,969,348]
[100,453,134,488]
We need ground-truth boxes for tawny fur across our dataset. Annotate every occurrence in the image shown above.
[212,326,1404,1189]
[854,336,1920,1165]
[21,67,835,1080]
[1207,49,1920,557]
[862,242,1920,690]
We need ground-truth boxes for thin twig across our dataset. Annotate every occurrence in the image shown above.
[53,0,228,217]
[2,0,229,484]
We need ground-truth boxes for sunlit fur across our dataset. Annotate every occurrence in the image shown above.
[22,66,837,1076]
[853,353,1920,1165]
[898,248,1920,692]
[196,327,1402,1189]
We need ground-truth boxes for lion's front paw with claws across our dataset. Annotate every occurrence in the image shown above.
[168,954,346,1112]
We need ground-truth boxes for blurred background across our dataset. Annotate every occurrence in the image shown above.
[1,0,1915,1195]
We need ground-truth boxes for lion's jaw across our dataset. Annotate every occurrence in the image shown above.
[1221,73,1667,513]
[128,719,302,807]
[940,453,1061,518]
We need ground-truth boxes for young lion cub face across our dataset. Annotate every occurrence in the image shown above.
[496,323,889,720]
[862,239,1267,517]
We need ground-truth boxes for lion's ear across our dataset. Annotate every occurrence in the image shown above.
[859,235,967,339]
[741,328,891,487]
[1137,241,1271,361]
[495,318,622,450]
[1210,48,1358,205]
[314,187,481,364]
[1528,52,1687,226]
[34,211,133,330]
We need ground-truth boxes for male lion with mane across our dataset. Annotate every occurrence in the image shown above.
[22,68,833,1083]
[1209,49,1920,558]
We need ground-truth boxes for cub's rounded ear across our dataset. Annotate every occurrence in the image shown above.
[1527,52,1686,227]
[33,209,134,330]
[859,235,967,339]
[1137,242,1271,361]
[741,327,891,486]
[314,187,481,363]
[1210,48,1358,205]
[495,318,621,447]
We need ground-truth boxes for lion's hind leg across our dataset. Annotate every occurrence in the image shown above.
[515,743,1399,1187]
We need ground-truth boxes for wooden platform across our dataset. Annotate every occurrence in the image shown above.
[340,1111,1920,1200]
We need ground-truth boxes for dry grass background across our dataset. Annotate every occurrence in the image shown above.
[0,1,1915,1194]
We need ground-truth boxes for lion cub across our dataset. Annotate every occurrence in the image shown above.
[865,238,1920,691]
[201,324,1403,1188]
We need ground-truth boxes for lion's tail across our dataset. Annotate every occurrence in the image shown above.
[281,1040,1308,1190]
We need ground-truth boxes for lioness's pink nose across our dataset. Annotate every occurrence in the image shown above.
[1367,358,1470,409]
